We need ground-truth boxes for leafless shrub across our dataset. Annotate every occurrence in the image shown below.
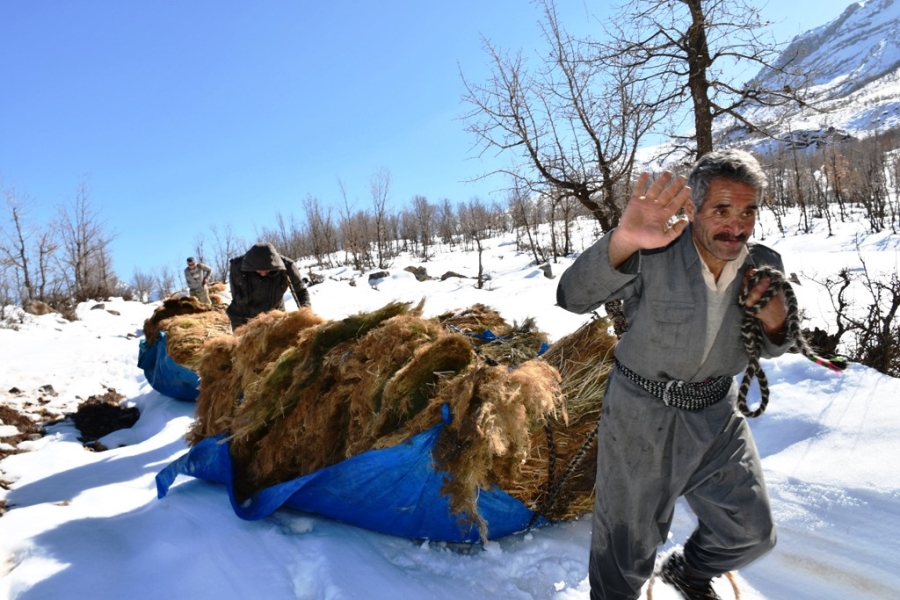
[812,255,900,377]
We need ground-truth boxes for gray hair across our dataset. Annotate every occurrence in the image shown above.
[687,149,767,209]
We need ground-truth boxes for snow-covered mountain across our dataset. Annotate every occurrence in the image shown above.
[722,0,900,148]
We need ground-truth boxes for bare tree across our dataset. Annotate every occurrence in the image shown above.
[815,258,900,378]
[369,168,393,268]
[411,195,436,261]
[153,264,178,300]
[192,233,208,269]
[0,185,39,303]
[387,212,404,259]
[1,182,70,307]
[463,0,664,233]
[131,269,155,303]
[603,0,812,157]
[209,223,245,284]
[398,209,419,256]
[258,213,305,260]
[849,136,891,234]
[437,198,457,248]
[337,178,375,272]
[549,188,581,259]
[822,142,851,222]
[55,182,117,302]
[889,153,900,234]
[0,265,18,321]
[458,198,492,289]
[509,183,547,264]
[302,195,338,268]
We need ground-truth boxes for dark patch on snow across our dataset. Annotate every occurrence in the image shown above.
[69,389,139,451]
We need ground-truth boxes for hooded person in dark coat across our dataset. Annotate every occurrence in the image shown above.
[225,242,311,330]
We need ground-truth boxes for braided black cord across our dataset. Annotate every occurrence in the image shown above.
[527,425,598,528]
[527,425,556,528]
[737,266,838,417]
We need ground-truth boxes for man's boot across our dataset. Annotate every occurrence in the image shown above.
[659,552,723,600]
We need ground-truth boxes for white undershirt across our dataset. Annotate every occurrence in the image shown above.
[696,242,749,365]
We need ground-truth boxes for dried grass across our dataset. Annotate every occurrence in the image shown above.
[437,303,509,335]
[184,335,240,444]
[164,313,232,369]
[143,296,220,346]
[437,306,548,367]
[143,296,231,370]
[228,301,415,445]
[430,359,564,539]
[184,308,325,446]
[541,316,617,425]
[184,301,618,540]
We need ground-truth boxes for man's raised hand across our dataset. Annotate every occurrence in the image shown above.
[608,171,694,268]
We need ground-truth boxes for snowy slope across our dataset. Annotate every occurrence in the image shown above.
[1,207,899,600]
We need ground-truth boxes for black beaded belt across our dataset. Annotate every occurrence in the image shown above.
[616,360,732,411]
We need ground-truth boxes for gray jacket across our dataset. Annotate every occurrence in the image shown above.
[184,262,213,292]
[557,227,791,383]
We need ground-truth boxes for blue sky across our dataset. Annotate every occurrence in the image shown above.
[1,1,855,280]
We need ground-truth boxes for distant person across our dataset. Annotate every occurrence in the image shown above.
[184,257,213,305]
[226,242,310,330]
[557,149,792,600]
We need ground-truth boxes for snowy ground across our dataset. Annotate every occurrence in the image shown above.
[1,209,899,599]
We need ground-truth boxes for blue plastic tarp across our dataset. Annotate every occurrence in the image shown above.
[156,419,548,542]
[138,332,200,401]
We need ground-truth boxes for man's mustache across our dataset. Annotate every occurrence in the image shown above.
[713,233,748,243]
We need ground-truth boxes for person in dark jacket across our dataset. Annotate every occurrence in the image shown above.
[225,242,311,330]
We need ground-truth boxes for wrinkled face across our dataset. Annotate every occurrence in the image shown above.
[691,178,759,279]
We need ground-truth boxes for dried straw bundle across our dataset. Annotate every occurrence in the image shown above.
[491,316,619,523]
[437,305,548,367]
[541,316,618,426]
[437,303,509,334]
[477,317,548,367]
[343,319,474,456]
[143,296,231,369]
[508,419,599,521]
[185,335,240,444]
[163,313,232,369]
[184,300,617,540]
[430,359,564,539]
[206,282,228,307]
[227,302,416,446]
[228,310,483,497]
[143,296,218,347]
[184,308,325,445]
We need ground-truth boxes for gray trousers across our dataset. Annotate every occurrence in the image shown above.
[189,286,211,305]
[589,369,776,600]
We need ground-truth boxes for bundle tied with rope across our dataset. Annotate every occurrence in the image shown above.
[737,266,848,418]
[184,301,619,541]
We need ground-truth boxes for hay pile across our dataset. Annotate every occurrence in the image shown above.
[186,302,618,540]
[523,317,618,520]
[143,296,231,370]
[436,303,548,367]
[208,282,228,306]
